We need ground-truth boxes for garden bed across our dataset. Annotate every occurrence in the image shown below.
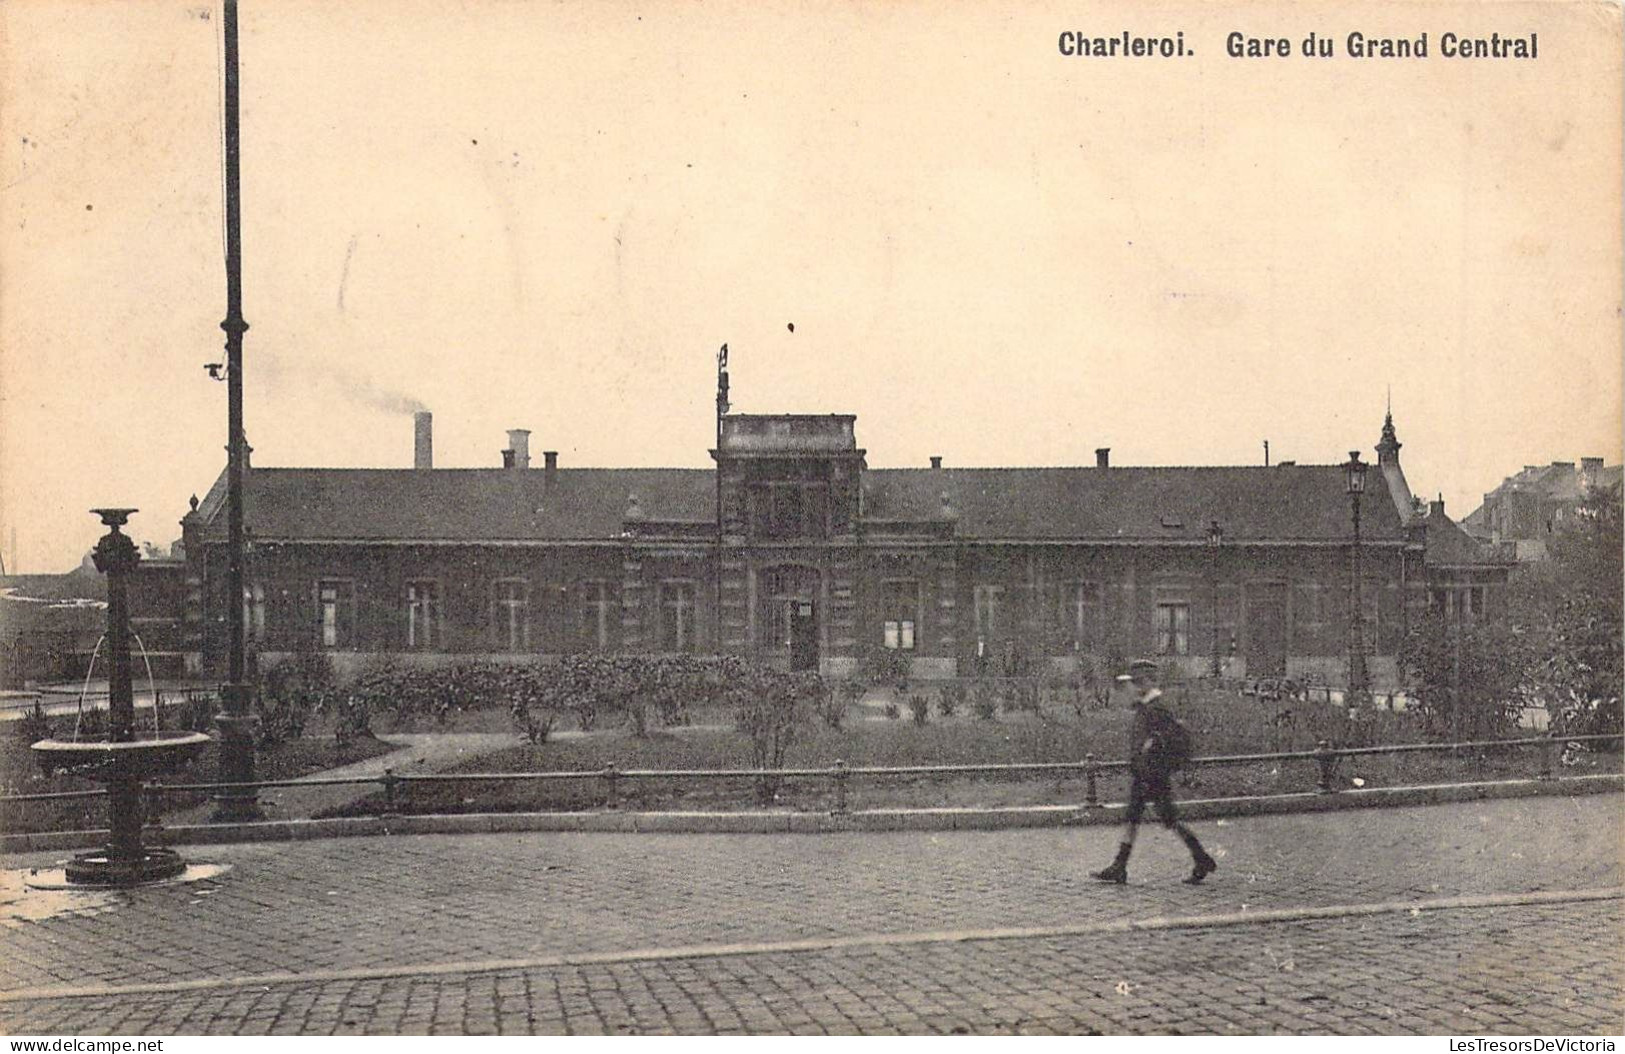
[321,698,1619,818]
[0,709,394,835]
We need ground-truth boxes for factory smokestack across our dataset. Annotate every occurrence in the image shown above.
[414,411,433,470]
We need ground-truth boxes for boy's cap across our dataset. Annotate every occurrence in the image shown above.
[1126,659,1159,677]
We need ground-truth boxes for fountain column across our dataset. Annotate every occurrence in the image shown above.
[91,509,143,868]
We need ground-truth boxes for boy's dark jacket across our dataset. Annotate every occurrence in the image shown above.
[1130,689,1193,776]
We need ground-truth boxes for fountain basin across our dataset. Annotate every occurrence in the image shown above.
[32,731,212,779]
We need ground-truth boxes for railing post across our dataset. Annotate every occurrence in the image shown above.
[1540,735,1558,781]
[832,759,849,815]
[1315,739,1337,794]
[603,764,620,810]
[380,767,398,815]
[1083,753,1100,808]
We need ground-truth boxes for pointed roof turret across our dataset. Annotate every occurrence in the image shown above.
[1374,407,1416,524]
[1377,409,1402,466]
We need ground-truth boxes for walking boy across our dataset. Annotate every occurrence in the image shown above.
[1091,659,1218,885]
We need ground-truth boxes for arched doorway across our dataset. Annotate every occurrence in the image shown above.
[756,565,821,671]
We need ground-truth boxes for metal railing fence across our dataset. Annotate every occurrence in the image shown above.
[3,732,1617,821]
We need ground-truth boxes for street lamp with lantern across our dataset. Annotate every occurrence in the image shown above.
[1344,450,1369,706]
[1206,519,1224,678]
[211,0,262,821]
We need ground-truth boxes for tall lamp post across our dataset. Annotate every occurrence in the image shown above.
[212,0,261,822]
[715,344,729,655]
[1206,520,1224,679]
[1344,450,1369,708]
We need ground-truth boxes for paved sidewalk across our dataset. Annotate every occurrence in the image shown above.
[2,794,1620,1035]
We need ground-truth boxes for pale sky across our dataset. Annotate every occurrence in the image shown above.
[2,0,1620,571]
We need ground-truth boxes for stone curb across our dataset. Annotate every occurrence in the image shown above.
[3,773,1619,854]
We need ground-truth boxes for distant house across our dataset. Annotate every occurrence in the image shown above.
[153,408,1510,690]
[1462,457,1622,562]
[0,568,105,688]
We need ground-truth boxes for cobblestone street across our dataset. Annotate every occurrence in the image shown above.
[2,794,1620,1035]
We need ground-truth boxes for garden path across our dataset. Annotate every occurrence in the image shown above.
[164,733,522,826]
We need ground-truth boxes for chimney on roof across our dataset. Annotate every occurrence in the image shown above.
[1096,448,1110,469]
[929,455,943,470]
[1552,460,1575,469]
[504,429,531,470]
[1431,494,1445,516]
[544,450,558,488]
[413,411,433,470]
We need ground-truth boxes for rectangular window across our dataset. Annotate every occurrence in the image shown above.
[242,583,267,644]
[750,482,831,540]
[660,581,697,653]
[881,579,920,651]
[1155,602,1189,656]
[406,580,441,651]
[973,585,1003,654]
[1054,581,1098,653]
[317,579,354,649]
[493,579,529,652]
[579,581,613,651]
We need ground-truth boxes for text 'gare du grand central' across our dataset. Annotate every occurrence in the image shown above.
[131,405,1508,687]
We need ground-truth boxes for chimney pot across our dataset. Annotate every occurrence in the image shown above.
[414,411,433,470]
[929,455,943,470]
[505,429,531,470]
[501,449,515,469]
[1095,448,1110,469]
[544,450,558,487]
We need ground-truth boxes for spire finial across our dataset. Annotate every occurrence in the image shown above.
[1377,399,1402,465]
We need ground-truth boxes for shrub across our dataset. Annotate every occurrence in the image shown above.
[883,701,900,721]
[730,665,820,803]
[860,644,912,694]
[333,693,373,755]
[817,682,860,730]
[510,696,554,744]
[14,699,51,746]
[1399,613,1535,741]
[938,682,964,718]
[157,691,215,733]
[971,682,998,721]
[907,693,930,726]
[73,706,106,739]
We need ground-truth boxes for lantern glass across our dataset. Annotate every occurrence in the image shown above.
[1346,451,1367,495]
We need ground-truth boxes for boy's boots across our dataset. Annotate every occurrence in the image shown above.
[1091,842,1132,884]
[1180,830,1218,885]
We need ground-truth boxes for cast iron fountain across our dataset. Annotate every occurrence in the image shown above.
[30,509,211,885]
